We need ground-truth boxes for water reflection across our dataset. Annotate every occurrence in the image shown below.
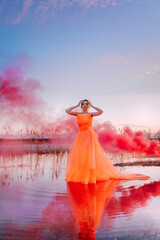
[105,180,160,216]
[67,180,160,239]
[0,152,160,239]
[1,179,160,239]
[0,152,67,185]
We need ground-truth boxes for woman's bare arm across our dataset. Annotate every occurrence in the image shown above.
[89,101,103,116]
[65,100,82,116]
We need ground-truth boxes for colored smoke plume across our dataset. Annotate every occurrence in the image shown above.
[0,55,78,138]
[0,67,42,107]
[0,54,160,156]
[0,67,47,129]
[0,55,47,131]
[94,122,160,156]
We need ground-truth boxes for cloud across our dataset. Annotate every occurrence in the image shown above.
[94,51,160,94]
[0,0,151,24]
[13,0,34,24]
[99,54,130,64]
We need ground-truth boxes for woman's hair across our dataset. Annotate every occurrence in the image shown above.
[81,99,89,107]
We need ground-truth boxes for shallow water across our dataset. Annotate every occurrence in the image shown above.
[0,152,160,240]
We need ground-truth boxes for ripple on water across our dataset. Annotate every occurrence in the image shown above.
[0,153,160,239]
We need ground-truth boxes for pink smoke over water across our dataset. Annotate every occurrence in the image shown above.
[0,58,48,131]
[0,67,42,107]
[93,122,160,156]
[0,56,160,157]
[0,56,79,136]
[48,118,160,157]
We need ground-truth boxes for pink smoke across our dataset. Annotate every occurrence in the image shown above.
[0,56,77,139]
[0,55,48,132]
[94,122,160,156]
[0,66,42,107]
[0,55,159,157]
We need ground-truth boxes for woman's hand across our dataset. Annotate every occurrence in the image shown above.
[77,100,83,107]
[88,101,93,107]
[88,101,103,116]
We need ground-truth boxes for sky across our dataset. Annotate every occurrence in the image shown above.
[0,0,160,131]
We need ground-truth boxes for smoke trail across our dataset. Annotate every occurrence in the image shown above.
[0,54,46,131]
[0,67,42,107]
[0,54,159,156]
[94,122,160,156]
[0,54,78,142]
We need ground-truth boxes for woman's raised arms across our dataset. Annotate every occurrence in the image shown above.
[65,100,103,116]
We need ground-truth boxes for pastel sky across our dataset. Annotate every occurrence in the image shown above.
[0,0,160,131]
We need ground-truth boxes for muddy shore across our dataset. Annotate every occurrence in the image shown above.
[115,159,160,167]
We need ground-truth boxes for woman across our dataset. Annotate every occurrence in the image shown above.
[65,99,150,184]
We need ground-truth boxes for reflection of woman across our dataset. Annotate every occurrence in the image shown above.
[65,99,150,184]
[67,180,122,240]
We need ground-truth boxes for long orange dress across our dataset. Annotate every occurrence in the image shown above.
[65,113,150,184]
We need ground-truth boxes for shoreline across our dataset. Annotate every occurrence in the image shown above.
[0,140,160,167]
[0,137,159,143]
[115,160,160,167]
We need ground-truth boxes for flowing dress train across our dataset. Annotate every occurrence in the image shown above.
[65,113,150,184]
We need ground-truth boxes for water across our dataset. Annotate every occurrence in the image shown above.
[0,151,160,240]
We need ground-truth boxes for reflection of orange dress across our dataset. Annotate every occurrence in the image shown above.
[65,113,150,184]
[67,180,122,240]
